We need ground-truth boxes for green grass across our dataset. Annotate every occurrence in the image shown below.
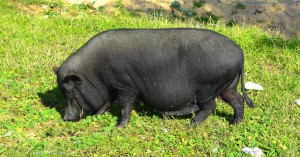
[1,0,300,156]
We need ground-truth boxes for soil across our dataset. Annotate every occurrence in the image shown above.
[63,0,300,39]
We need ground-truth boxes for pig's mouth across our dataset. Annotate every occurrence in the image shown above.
[64,93,84,121]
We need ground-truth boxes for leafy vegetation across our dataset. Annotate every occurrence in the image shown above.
[235,2,246,9]
[170,1,197,19]
[0,0,299,156]
[193,0,205,8]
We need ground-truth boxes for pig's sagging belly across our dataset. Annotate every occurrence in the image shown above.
[139,82,196,112]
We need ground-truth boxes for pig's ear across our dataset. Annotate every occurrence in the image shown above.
[52,65,59,74]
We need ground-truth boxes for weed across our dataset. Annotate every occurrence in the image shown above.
[193,0,205,8]
[98,6,104,12]
[196,11,220,23]
[235,2,246,9]
[147,8,168,18]
[227,19,238,27]
[170,1,197,20]
[115,0,126,14]
[73,2,95,10]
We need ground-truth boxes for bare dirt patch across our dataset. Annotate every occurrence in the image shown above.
[15,3,45,15]
[61,0,300,39]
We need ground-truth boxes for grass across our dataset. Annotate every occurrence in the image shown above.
[0,0,300,156]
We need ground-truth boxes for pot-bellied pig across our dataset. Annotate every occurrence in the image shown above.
[53,28,254,128]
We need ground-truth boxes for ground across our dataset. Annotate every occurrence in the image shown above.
[61,0,300,39]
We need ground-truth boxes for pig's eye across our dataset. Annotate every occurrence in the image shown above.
[61,75,82,93]
[64,75,82,84]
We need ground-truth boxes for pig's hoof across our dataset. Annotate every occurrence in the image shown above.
[190,117,203,126]
[117,122,128,128]
[230,118,243,125]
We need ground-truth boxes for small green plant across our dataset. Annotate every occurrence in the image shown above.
[115,0,126,14]
[49,2,59,8]
[227,19,238,27]
[235,2,246,9]
[44,8,60,16]
[73,2,94,10]
[170,1,181,9]
[170,1,197,20]
[196,11,220,23]
[42,2,64,16]
[98,6,104,12]
[193,0,205,8]
[147,8,167,18]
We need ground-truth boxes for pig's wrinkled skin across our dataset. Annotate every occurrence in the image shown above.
[53,28,254,128]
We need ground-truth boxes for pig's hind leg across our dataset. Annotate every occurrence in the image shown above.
[220,74,245,124]
[221,89,244,124]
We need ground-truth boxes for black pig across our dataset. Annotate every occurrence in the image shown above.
[53,28,254,128]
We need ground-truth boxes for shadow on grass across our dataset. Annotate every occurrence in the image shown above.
[37,87,65,117]
[37,87,158,120]
[215,109,234,123]
[38,87,235,124]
